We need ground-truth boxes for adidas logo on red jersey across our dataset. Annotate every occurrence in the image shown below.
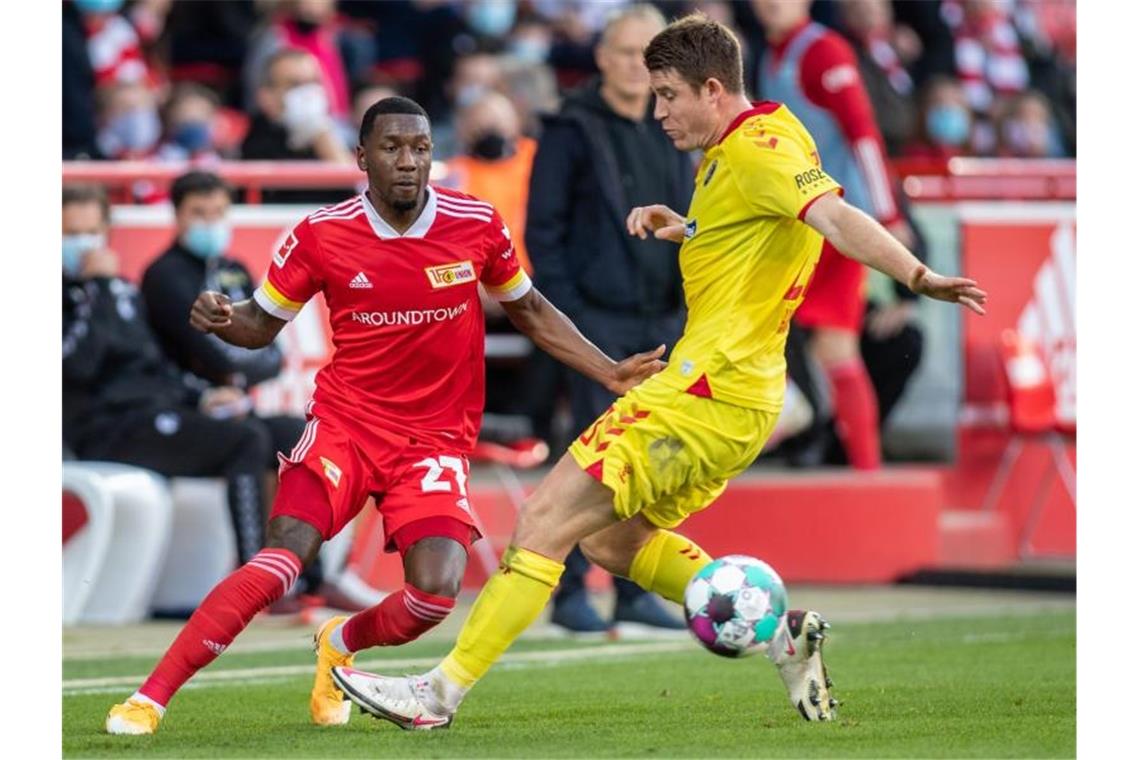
[349,272,373,289]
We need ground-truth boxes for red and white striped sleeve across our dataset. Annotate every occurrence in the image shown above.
[799,32,901,225]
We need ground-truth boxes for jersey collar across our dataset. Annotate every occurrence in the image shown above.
[716,101,782,145]
[361,185,438,240]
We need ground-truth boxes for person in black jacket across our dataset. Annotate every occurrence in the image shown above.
[141,171,362,610]
[63,184,272,572]
[525,4,693,634]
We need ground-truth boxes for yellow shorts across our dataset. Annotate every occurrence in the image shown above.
[568,377,778,529]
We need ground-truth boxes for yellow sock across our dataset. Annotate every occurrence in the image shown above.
[440,545,564,688]
[628,530,712,604]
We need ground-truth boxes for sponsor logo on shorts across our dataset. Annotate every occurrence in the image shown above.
[351,300,470,327]
[425,260,476,289]
[320,456,342,488]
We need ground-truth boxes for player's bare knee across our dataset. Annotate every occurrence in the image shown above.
[403,537,467,598]
[579,533,631,577]
[265,516,323,567]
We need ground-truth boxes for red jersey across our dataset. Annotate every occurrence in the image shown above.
[253,186,531,452]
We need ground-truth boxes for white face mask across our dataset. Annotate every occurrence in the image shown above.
[281,84,329,129]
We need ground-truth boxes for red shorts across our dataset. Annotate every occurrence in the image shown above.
[794,240,868,333]
[270,412,480,553]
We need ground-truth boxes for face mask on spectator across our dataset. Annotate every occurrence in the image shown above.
[75,0,124,15]
[469,131,516,161]
[62,233,106,277]
[507,37,549,64]
[456,84,489,110]
[1003,119,1053,157]
[281,83,330,143]
[100,108,161,156]
[467,0,516,38]
[181,221,232,260]
[926,105,970,147]
[172,121,213,153]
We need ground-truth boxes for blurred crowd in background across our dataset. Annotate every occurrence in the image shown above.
[64,0,1076,171]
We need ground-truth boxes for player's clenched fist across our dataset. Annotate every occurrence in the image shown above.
[626,204,686,243]
[190,291,234,332]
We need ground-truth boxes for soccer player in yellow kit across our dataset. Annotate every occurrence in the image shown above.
[333,14,986,726]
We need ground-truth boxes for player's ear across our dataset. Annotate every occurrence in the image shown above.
[355,144,367,173]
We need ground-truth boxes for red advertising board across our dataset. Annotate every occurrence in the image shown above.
[953,203,1076,558]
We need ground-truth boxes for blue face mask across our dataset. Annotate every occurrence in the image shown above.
[75,0,124,15]
[62,233,105,277]
[181,221,231,260]
[172,121,212,153]
[467,0,516,38]
[926,105,970,147]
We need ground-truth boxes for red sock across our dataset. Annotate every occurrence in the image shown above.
[138,548,301,707]
[341,583,456,651]
[826,359,881,470]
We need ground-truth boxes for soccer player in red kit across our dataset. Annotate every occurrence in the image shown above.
[105,96,666,735]
[752,0,914,469]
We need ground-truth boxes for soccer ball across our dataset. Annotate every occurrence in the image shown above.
[684,555,788,658]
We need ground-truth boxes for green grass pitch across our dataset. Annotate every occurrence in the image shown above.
[63,610,1074,758]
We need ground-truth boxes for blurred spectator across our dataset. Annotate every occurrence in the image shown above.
[156,83,223,163]
[241,48,353,202]
[996,89,1065,159]
[752,0,914,470]
[63,1,99,158]
[940,0,1030,114]
[903,76,979,160]
[71,0,155,87]
[837,0,919,156]
[95,80,162,160]
[435,51,507,158]
[447,91,536,273]
[527,4,690,634]
[162,1,259,108]
[243,0,351,123]
[62,184,271,570]
[533,0,628,89]
[498,56,561,138]
[141,172,283,390]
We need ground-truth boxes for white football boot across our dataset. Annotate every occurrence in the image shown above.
[332,667,453,730]
[766,609,839,721]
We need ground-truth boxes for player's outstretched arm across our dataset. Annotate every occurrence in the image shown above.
[189,291,287,349]
[803,191,988,315]
[501,288,666,394]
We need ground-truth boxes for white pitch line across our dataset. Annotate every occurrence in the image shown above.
[63,641,692,695]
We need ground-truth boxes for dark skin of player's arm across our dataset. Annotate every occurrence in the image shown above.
[188,292,466,594]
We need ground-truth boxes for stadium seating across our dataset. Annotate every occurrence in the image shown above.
[63,463,173,624]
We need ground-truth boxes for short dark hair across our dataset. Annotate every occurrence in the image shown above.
[171,171,230,209]
[62,184,110,223]
[359,96,430,145]
[643,13,744,95]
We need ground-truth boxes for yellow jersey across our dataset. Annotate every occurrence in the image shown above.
[656,102,842,412]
